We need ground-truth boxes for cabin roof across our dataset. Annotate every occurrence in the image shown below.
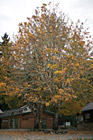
[0,105,54,118]
[81,102,93,112]
[0,105,31,118]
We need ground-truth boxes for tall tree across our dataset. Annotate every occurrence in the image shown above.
[0,33,24,110]
[13,3,92,129]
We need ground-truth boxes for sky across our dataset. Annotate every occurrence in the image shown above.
[0,0,93,40]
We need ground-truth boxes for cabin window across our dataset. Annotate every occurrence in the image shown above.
[19,110,23,113]
[24,108,27,111]
[77,115,83,122]
[2,120,8,122]
[66,122,71,126]
[77,114,83,123]
[85,113,90,119]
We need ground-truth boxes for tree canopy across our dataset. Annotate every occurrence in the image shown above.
[12,3,93,129]
[0,3,92,129]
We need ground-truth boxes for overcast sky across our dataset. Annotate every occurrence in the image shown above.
[0,0,93,40]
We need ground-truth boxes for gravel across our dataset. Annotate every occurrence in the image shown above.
[0,134,93,140]
[0,130,93,140]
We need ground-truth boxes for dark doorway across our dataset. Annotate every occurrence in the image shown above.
[10,119,18,129]
[42,118,46,129]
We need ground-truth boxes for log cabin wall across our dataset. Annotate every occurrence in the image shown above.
[1,112,54,129]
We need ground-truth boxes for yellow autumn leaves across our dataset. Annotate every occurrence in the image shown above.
[0,82,6,87]
[54,68,67,74]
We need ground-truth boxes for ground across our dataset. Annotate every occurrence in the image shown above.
[0,130,93,140]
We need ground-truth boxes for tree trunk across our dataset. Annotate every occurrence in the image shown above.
[53,112,59,130]
[34,102,43,130]
[34,112,40,129]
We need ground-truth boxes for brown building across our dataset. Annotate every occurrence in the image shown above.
[77,102,93,130]
[0,105,54,130]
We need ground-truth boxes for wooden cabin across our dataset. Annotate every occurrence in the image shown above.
[77,102,93,130]
[0,105,54,130]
